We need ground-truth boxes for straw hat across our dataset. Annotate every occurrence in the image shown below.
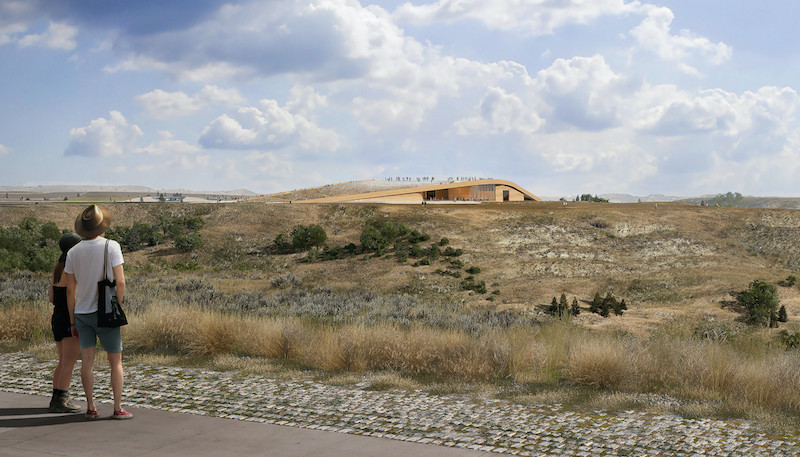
[58,232,82,263]
[74,204,112,238]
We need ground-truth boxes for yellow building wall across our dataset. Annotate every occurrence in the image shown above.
[495,186,524,202]
[447,187,471,200]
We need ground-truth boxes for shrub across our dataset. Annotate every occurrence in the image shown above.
[408,230,430,244]
[174,230,204,252]
[461,276,487,294]
[0,217,61,272]
[172,260,200,271]
[778,305,788,323]
[271,233,293,254]
[270,272,300,289]
[291,224,327,251]
[779,330,800,349]
[589,293,602,314]
[778,275,797,287]
[438,237,450,246]
[428,244,441,260]
[735,280,780,327]
[360,225,389,253]
[449,259,464,269]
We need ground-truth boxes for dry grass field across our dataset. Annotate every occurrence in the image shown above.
[2,198,800,426]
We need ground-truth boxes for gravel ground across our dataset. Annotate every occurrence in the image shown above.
[2,352,798,456]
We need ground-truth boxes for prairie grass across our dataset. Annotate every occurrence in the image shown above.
[104,301,800,423]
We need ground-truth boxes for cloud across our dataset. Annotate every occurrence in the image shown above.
[18,21,77,50]
[636,86,799,160]
[136,130,202,156]
[455,86,543,135]
[199,97,339,152]
[535,55,633,131]
[135,85,245,119]
[64,111,143,157]
[630,6,731,75]
[0,144,9,156]
[393,0,641,36]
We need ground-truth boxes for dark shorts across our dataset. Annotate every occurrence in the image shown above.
[75,312,122,353]
[51,304,72,342]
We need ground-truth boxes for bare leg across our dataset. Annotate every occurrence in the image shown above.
[53,341,63,389]
[80,346,96,411]
[107,352,124,411]
[56,337,80,390]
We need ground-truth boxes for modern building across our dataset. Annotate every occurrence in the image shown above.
[295,179,540,204]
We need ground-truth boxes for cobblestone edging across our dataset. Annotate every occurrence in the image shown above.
[2,352,798,456]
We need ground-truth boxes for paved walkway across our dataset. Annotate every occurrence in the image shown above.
[0,391,488,457]
[1,352,799,456]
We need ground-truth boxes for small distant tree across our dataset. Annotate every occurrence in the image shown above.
[571,297,580,316]
[736,280,780,327]
[559,293,569,315]
[778,305,788,323]
[590,292,602,314]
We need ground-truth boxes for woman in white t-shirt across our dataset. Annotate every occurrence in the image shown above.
[65,205,132,420]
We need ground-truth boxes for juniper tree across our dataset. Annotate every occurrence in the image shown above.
[571,297,580,316]
[736,280,780,327]
[778,305,788,323]
[559,293,569,316]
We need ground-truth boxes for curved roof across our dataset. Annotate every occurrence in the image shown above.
[295,179,541,203]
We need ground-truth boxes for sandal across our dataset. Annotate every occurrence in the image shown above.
[85,409,99,420]
[112,409,133,420]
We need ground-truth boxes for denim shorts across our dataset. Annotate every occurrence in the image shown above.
[75,312,122,353]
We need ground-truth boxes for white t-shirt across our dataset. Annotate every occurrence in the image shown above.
[64,237,124,314]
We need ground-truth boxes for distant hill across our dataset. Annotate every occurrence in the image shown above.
[542,194,685,203]
[0,185,258,197]
[679,196,800,210]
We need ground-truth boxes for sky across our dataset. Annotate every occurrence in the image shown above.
[1,0,799,197]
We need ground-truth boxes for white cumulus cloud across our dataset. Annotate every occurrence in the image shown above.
[456,87,544,135]
[64,111,143,157]
[0,144,9,156]
[630,7,731,75]
[199,97,339,152]
[393,0,641,36]
[18,21,77,50]
[135,85,245,120]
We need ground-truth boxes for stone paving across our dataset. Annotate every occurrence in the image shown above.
[2,351,798,456]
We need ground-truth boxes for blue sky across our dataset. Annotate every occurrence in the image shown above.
[1,0,798,196]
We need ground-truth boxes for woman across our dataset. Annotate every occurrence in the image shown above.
[66,204,133,420]
[48,232,82,413]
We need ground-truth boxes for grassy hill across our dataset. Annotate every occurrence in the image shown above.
[5,199,800,424]
[3,200,799,334]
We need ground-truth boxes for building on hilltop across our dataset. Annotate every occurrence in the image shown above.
[296,179,540,204]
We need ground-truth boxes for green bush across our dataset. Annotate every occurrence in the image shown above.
[778,275,797,287]
[360,225,389,253]
[291,224,327,252]
[461,276,487,294]
[174,230,204,253]
[465,266,481,275]
[736,280,780,327]
[0,217,61,272]
[779,330,800,349]
[778,305,788,323]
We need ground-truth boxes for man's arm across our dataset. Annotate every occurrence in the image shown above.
[66,273,78,337]
[112,264,125,304]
